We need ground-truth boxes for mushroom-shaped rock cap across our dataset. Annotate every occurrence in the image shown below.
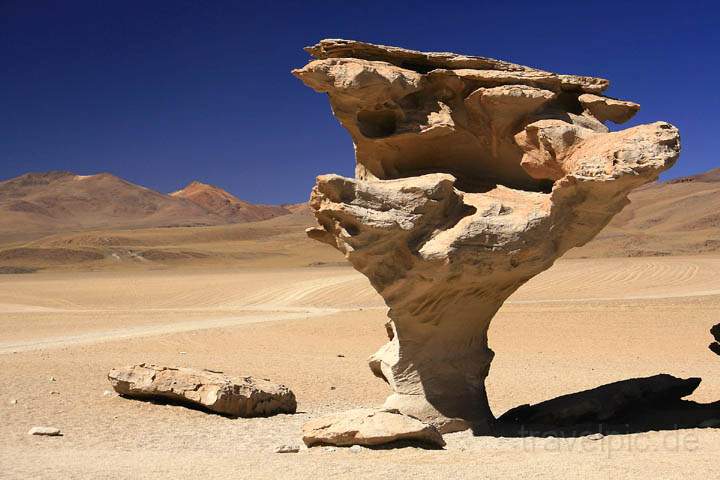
[293,39,646,194]
[303,39,609,93]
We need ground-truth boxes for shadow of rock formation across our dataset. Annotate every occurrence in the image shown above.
[491,374,720,437]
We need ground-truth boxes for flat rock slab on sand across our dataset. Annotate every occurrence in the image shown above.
[498,374,701,426]
[108,363,296,417]
[302,408,445,448]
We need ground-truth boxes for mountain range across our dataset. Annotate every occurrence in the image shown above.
[569,167,720,257]
[0,171,295,243]
[0,168,717,272]
[171,180,290,223]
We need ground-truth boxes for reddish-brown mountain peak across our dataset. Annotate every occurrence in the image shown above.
[171,180,291,223]
[171,180,217,196]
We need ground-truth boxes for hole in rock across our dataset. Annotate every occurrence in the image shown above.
[356,126,556,193]
[397,60,436,74]
[537,179,554,193]
[341,222,360,236]
[390,166,555,195]
[554,92,584,115]
[357,110,398,138]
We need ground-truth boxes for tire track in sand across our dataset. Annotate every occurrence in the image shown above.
[0,309,345,354]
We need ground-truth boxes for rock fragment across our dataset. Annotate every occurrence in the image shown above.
[274,444,300,453]
[302,408,445,448]
[108,364,296,417]
[28,426,62,436]
[579,93,640,124]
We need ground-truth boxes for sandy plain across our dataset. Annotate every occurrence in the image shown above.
[1,256,719,479]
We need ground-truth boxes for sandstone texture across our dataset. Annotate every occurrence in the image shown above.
[108,364,296,417]
[302,408,445,448]
[498,374,701,426]
[293,39,681,432]
[711,324,720,356]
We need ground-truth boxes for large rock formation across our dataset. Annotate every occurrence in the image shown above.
[293,39,680,433]
[108,364,296,417]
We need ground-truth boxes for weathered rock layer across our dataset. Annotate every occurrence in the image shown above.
[294,39,680,432]
[108,364,296,417]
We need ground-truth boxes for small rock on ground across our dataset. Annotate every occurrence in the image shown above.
[586,433,604,441]
[274,444,301,453]
[28,427,62,436]
[349,445,363,453]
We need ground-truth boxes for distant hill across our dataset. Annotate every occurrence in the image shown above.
[0,202,341,272]
[171,181,290,223]
[0,171,293,243]
[0,171,225,242]
[282,202,310,214]
[570,168,720,257]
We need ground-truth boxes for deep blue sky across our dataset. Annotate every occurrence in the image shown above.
[1,1,718,203]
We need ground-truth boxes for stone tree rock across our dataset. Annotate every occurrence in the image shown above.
[293,39,680,433]
[108,364,297,417]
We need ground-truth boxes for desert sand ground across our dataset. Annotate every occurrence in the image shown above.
[1,257,719,479]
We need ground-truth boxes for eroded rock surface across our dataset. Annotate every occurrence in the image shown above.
[711,324,720,356]
[497,374,701,426]
[302,408,445,448]
[294,39,680,432]
[108,364,296,417]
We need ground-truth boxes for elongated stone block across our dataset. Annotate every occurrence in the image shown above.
[109,364,296,417]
